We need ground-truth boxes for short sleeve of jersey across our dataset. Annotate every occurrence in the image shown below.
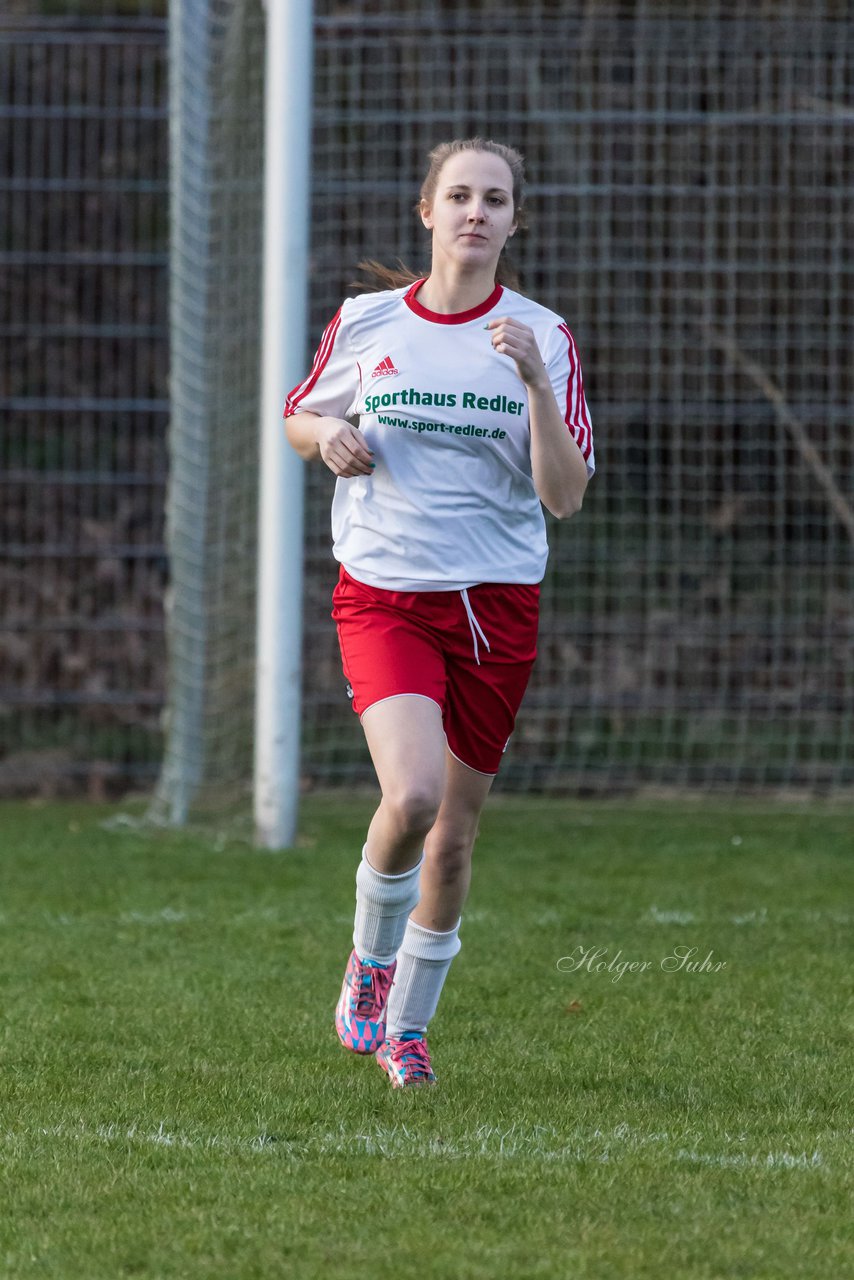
[283,300,360,420]
[544,322,595,477]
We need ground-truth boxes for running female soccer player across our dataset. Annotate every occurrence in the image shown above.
[284,138,594,1088]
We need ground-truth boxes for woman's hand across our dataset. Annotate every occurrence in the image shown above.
[284,412,375,476]
[484,318,588,518]
[484,317,549,390]
[316,418,376,477]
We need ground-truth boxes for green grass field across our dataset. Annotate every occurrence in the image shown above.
[1,795,852,1279]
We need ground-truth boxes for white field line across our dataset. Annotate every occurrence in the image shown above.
[6,906,850,929]
[644,906,698,925]
[727,908,769,925]
[1,1120,829,1169]
[676,1150,825,1169]
[643,905,774,926]
[119,908,189,925]
[51,906,285,926]
[641,905,854,926]
[31,909,192,927]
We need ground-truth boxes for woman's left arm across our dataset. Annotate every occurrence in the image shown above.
[486,317,589,519]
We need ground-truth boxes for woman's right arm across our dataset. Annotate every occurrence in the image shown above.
[285,411,375,477]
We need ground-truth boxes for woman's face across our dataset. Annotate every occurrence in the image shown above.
[420,150,517,273]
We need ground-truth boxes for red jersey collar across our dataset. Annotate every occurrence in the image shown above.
[403,278,503,325]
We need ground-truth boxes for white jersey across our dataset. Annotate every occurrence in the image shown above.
[285,279,595,590]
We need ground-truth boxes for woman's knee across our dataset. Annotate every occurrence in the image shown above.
[382,783,444,839]
[427,824,477,882]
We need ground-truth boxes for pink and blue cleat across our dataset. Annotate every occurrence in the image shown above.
[376,1033,436,1088]
[335,949,396,1054]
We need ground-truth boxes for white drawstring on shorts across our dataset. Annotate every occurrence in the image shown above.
[460,588,491,667]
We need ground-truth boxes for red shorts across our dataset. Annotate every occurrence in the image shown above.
[331,565,540,775]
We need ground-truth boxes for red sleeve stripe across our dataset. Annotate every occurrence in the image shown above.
[283,307,343,416]
[557,323,592,460]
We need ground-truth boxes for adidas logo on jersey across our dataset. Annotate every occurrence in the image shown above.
[371,356,399,378]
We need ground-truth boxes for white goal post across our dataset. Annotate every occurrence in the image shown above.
[253,0,315,849]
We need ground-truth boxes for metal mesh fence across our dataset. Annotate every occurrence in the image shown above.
[300,0,854,795]
[0,1,168,798]
[2,1,852,804]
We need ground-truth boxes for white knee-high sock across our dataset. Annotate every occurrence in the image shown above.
[352,845,423,966]
[385,917,462,1038]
